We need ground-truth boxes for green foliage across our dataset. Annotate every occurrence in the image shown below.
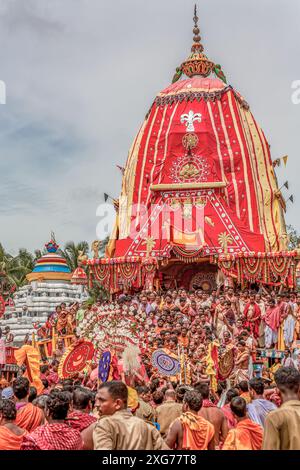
[287,224,300,250]
[60,241,89,272]
[0,245,35,296]
[83,281,109,308]
[0,236,113,300]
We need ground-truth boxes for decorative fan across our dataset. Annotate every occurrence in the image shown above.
[58,340,94,379]
[98,351,111,383]
[151,349,181,376]
[218,348,235,381]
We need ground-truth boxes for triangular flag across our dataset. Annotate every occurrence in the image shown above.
[272,158,281,167]
[284,181,289,190]
[104,193,109,202]
[116,165,125,174]
[288,195,294,203]
[282,155,288,166]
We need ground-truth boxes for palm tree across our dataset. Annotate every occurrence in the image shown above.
[0,245,32,295]
[13,248,35,286]
[61,241,89,272]
[34,248,45,262]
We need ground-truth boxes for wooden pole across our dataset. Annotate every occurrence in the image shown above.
[52,327,56,358]
[177,344,182,385]
[182,346,187,384]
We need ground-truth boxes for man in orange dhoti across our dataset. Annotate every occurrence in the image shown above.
[0,399,27,450]
[166,390,215,450]
[222,397,263,450]
[13,377,44,432]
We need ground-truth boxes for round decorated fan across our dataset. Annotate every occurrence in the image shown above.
[218,347,235,381]
[58,340,94,379]
[151,349,181,376]
[98,350,111,382]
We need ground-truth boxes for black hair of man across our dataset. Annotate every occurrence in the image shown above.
[170,335,178,345]
[46,390,70,420]
[32,395,48,412]
[98,381,128,406]
[176,385,193,403]
[72,387,91,410]
[184,390,203,412]
[238,340,246,347]
[152,390,164,405]
[136,385,150,396]
[230,396,247,418]
[238,380,249,392]
[149,378,160,393]
[62,385,74,393]
[274,367,300,394]
[194,382,210,399]
[40,365,49,374]
[12,377,29,399]
[62,379,74,386]
[28,386,37,403]
[0,399,17,421]
[42,378,49,389]
[249,378,264,396]
[63,390,73,404]
[225,388,239,404]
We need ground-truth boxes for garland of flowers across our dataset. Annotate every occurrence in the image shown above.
[90,264,111,291]
[118,263,139,281]
[239,258,267,283]
[268,257,291,275]
[212,252,297,287]
[172,245,203,262]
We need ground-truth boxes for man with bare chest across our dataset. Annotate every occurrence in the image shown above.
[195,383,228,448]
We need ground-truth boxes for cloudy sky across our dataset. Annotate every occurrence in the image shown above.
[0,0,299,255]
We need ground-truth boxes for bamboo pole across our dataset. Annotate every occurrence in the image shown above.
[182,346,187,384]
[177,344,182,385]
[51,327,56,358]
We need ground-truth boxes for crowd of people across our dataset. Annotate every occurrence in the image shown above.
[0,286,300,450]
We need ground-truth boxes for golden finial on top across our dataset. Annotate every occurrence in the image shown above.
[180,4,215,79]
[191,4,203,53]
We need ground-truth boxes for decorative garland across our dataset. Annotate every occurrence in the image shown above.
[154,86,249,109]
[88,251,297,291]
[89,257,160,292]
[118,263,138,281]
[172,245,203,262]
[212,251,297,287]
[92,264,111,291]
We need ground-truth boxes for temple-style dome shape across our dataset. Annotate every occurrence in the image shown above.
[2,239,88,344]
[28,240,71,281]
[106,6,287,261]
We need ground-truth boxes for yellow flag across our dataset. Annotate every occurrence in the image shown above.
[282,155,288,166]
